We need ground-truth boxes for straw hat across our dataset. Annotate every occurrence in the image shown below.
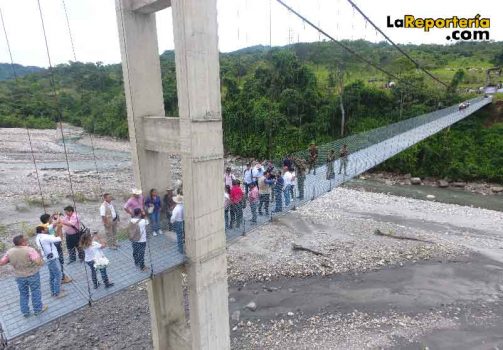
[173,194,183,204]
[131,188,142,195]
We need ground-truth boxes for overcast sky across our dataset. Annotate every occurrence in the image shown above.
[0,0,501,67]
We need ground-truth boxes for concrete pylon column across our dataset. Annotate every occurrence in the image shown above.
[171,0,231,349]
[114,0,172,191]
[115,1,190,349]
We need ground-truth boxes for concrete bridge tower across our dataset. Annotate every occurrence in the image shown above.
[115,0,230,348]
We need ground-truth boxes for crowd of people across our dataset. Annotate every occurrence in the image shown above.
[0,187,185,318]
[224,144,350,229]
[1,143,350,319]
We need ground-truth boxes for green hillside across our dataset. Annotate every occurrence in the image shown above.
[0,63,44,81]
[0,40,502,181]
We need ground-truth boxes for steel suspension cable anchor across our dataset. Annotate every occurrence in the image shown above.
[0,8,48,214]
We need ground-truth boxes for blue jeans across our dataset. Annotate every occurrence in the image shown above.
[250,202,258,222]
[284,185,291,206]
[132,241,146,269]
[149,210,161,232]
[16,272,42,316]
[173,221,185,254]
[46,259,61,296]
[86,261,110,287]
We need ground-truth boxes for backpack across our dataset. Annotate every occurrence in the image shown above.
[128,220,141,242]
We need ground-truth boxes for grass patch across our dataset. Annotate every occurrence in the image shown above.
[0,224,6,237]
[20,221,36,238]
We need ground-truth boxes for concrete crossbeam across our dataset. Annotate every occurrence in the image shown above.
[129,0,171,14]
[142,116,180,153]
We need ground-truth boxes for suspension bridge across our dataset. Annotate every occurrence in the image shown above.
[0,94,491,341]
[0,0,492,348]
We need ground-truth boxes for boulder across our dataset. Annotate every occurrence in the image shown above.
[452,182,467,188]
[426,195,436,200]
[410,177,422,185]
[490,186,503,193]
[437,180,449,188]
[245,301,257,312]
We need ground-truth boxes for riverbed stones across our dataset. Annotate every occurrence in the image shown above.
[490,186,503,193]
[245,301,257,311]
[437,180,449,188]
[232,310,241,322]
[410,177,422,185]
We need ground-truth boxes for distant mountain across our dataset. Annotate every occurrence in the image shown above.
[0,63,44,81]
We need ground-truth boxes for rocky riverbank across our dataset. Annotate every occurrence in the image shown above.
[362,171,503,196]
[2,126,503,349]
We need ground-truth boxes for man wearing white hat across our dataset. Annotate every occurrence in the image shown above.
[124,188,145,217]
[170,195,184,254]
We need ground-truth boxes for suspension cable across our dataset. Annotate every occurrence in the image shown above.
[61,0,104,195]
[37,0,78,213]
[345,0,449,88]
[274,0,417,89]
[0,8,47,213]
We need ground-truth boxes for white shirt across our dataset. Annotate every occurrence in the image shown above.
[130,217,149,243]
[283,171,294,187]
[84,241,103,262]
[252,166,264,181]
[224,173,235,187]
[100,201,117,219]
[243,168,253,184]
[36,234,61,261]
[170,203,184,223]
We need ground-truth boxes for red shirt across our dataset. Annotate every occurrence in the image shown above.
[230,185,244,204]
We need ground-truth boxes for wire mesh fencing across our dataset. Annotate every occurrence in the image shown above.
[0,96,490,342]
[225,96,491,241]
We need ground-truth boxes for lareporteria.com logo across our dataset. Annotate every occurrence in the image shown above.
[387,15,490,41]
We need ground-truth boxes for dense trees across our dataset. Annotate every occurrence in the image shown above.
[0,40,502,181]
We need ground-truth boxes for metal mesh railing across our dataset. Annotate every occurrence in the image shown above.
[0,96,491,342]
[224,96,491,241]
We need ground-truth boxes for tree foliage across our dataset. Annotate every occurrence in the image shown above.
[0,41,502,181]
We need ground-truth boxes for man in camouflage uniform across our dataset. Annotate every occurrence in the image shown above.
[292,156,307,200]
[307,143,318,175]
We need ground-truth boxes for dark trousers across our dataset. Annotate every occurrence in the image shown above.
[230,203,243,228]
[297,176,305,199]
[274,189,283,212]
[86,261,110,287]
[224,208,230,229]
[259,194,270,215]
[132,241,146,269]
[54,241,66,279]
[66,233,84,262]
[173,221,185,254]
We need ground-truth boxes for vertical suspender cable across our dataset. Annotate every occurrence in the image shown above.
[61,0,104,196]
[0,8,47,214]
[36,0,78,214]
[37,0,94,304]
